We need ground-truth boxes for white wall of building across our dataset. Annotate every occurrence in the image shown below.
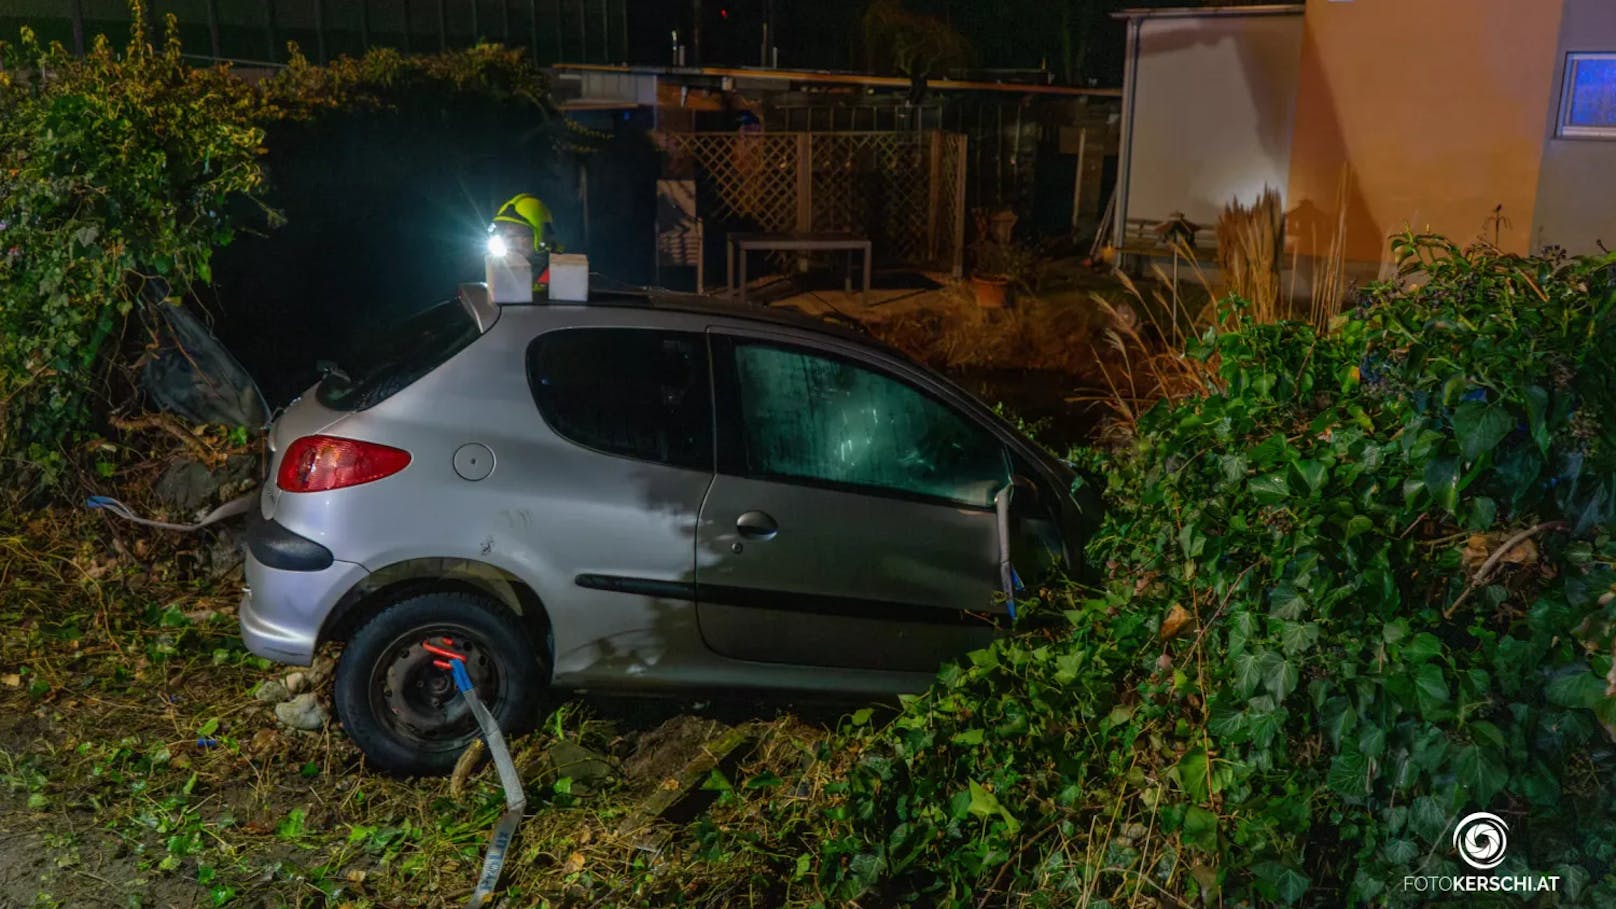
[1118,8,1305,234]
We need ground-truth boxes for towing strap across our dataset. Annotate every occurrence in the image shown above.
[424,642,527,908]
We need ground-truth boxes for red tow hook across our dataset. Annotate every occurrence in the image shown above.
[423,636,467,670]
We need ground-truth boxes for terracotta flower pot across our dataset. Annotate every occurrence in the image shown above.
[970,273,1010,309]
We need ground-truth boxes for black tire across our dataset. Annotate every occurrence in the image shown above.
[333,590,545,776]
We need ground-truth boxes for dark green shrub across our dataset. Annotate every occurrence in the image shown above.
[663,236,1616,908]
[0,3,554,482]
[0,9,265,472]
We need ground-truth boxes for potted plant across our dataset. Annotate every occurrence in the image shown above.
[970,240,1014,308]
[969,208,1029,308]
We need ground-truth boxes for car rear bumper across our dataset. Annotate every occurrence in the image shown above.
[239,541,369,667]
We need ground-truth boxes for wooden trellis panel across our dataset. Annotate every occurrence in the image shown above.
[656,130,967,276]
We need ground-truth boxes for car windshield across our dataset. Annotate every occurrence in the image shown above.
[316,299,480,411]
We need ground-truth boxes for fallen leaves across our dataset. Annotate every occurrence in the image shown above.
[1461,532,1539,574]
[1160,603,1193,640]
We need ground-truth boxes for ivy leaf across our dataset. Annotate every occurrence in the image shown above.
[965,780,1019,833]
[1182,805,1218,852]
[1409,796,1449,843]
[1452,401,1512,463]
[1253,861,1311,905]
[1544,669,1606,709]
[1327,747,1371,799]
[1176,748,1211,803]
[1268,583,1305,620]
[1382,838,1418,865]
[1249,472,1290,504]
[1232,651,1261,698]
[1291,459,1328,495]
[950,728,985,747]
[1260,650,1299,702]
[1454,744,1508,806]
[1523,384,1552,452]
[1414,663,1451,719]
[1279,621,1320,656]
[1402,632,1442,664]
[1424,456,1460,513]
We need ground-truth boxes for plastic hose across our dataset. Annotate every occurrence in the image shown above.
[85,490,257,532]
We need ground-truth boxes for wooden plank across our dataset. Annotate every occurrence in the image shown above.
[613,725,756,851]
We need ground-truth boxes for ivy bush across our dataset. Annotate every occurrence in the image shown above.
[657,236,1616,907]
[0,10,265,470]
[0,3,552,480]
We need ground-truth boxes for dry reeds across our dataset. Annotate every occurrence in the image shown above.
[1306,166,1352,332]
[1071,262,1222,442]
[1216,187,1286,322]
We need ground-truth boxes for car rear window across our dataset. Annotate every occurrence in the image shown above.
[526,328,712,471]
[316,299,480,411]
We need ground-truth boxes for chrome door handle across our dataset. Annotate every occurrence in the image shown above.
[736,510,779,540]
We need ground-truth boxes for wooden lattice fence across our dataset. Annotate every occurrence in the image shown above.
[655,130,968,276]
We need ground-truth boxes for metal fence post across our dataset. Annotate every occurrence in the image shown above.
[795,133,813,271]
[315,0,327,62]
[266,0,278,62]
[205,0,221,60]
[952,133,968,278]
[926,130,943,266]
[71,0,85,56]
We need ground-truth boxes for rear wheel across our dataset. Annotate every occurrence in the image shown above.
[334,591,544,775]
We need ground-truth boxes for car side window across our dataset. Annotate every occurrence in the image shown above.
[724,339,1007,507]
[526,328,712,471]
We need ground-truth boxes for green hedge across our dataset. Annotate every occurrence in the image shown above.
[0,3,551,483]
[0,13,264,470]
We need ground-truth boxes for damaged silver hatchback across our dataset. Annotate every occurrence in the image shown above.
[239,286,1096,774]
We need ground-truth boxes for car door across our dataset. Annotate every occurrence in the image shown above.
[694,331,1013,673]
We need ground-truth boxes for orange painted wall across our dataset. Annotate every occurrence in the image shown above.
[1286,0,1565,263]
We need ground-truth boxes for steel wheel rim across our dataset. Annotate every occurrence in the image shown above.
[368,623,506,752]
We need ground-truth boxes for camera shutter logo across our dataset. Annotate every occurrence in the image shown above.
[1452,812,1509,870]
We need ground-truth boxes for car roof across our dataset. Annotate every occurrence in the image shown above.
[494,285,888,351]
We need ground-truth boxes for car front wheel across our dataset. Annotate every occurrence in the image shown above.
[333,590,544,776]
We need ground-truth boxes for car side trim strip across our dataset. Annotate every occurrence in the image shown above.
[698,582,1010,628]
[575,573,1008,628]
[574,573,696,600]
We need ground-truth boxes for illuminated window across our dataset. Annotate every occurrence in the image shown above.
[1559,53,1616,138]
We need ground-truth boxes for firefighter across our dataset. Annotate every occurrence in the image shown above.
[488,193,561,292]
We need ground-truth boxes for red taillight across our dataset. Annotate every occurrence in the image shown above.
[276,435,411,493]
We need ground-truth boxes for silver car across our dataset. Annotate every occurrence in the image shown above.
[239,285,1096,774]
